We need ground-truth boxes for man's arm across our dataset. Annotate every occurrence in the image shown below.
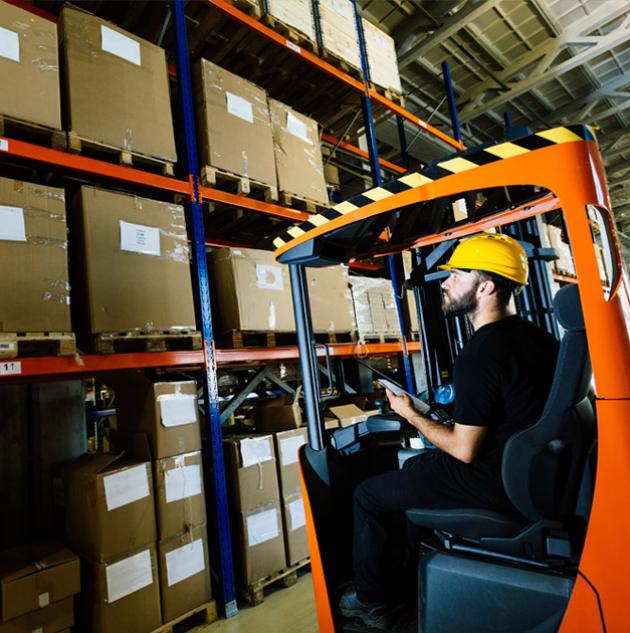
[386,390,486,464]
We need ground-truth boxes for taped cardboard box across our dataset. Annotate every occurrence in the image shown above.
[362,19,402,94]
[281,493,309,565]
[59,6,176,161]
[0,177,70,333]
[63,454,156,563]
[157,525,212,623]
[0,597,74,633]
[82,545,161,633]
[0,2,61,130]
[208,248,294,333]
[308,266,356,334]
[254,396,302,434]
[70,185,196,335]
[318,0,361,71]
[0,541,79,622]
[154,451,207,540]
[223,435,281,513]
[328,404,378,428]
[194,59,277,188]
[235,503,286,585]
[269,99,328,205]
[109,374,201,459]
[349,276,401,338]
[266,0,316,41]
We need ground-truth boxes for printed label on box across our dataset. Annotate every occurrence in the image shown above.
[288,498,306,530]
[247,507,279,546]
[0,206,26,242]
[226,92,254,124]
[280,435,306,466]
[255,264,283,291]
[106,549,153,603]
[240,437,273,468]
[120,220,161,256]
[165,464,202,503]
[0,26,19,63]
[286,112,312,144]
[103,464,150,511]
[101,25,141,66]
[165,538,205,587]
[159,393,197,428]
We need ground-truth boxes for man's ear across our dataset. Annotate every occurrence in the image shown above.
[477,278,497,297]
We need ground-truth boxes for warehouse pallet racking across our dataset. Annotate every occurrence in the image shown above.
[0,0,461,619]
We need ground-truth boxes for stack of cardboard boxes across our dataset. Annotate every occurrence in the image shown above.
[362,19,403,95]
[0,541,80,633]
[349,276,402,340]
[318,0,361,72]
[264,0,317,43]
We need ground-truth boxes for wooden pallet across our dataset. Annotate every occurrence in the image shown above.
[66,132,175,177]
[262,14,318,52]
[279,191,329,214]
[0,332,76,360]
[0,114,67,150]
[201,165,278,201]
[217,330,354,348]
[357,332,404,344]
[320,48,363,80]
[226,0,262,18]
[88,330,202,355]
[244,558,310,606]
[368,83,405,107]
[150,600,217,633]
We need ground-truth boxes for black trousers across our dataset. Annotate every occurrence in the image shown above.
[352,450,494,603]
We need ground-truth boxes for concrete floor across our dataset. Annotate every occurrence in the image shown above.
[200,573,318,633]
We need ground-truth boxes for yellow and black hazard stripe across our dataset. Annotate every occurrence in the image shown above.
[273,125,594,251]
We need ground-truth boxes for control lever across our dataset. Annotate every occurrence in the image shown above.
[374,398,389,415]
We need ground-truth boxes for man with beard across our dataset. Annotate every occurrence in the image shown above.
[339,233,559,630]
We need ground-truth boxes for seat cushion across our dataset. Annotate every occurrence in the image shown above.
[405,508,526,541]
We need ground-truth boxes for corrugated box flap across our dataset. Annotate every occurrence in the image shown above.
[0,541,77,584]
[329,404,365,420]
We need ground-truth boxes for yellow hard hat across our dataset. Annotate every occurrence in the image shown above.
[438,233,528,285]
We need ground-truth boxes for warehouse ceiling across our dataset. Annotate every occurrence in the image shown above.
[359,0,630,255]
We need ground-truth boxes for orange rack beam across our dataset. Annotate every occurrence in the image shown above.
[321,133,407,175]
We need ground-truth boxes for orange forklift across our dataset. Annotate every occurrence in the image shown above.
[273,125,630,632]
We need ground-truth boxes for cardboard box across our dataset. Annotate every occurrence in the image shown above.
[0,597,74,633]
[110,374,202,459]
[322,146,341,188]
[362,19,402,94]
[59,6,176,161]
[64,454,156,562]
[328,404,378,427]
[208,248,295,333]
[154,451,207,540]
[280,493,309,565]
[157,526,212,623]
[269,99,328,205]
[0,542,79,622]
[195,59,277,188]
[308,266,356,333]
[254,397,302,434]
[349,276,401,338]
[70,185,196,335]
[82,545,161,633]
[0,177,70,333]
[266,0,316,41]
[234,503,286,585]
[318,0,361,71]
[0,2,61,130]
[224,435,281,513]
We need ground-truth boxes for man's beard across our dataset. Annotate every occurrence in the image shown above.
[442,285,479,316]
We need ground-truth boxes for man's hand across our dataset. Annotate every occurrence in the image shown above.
[386,389,417,419]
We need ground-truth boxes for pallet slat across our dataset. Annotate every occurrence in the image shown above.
[217,330,354,348]
[0,115,67,150]
[0,333,76,359]
[150,600,217,633]
[88,331,202,355]
[243,558,310,606]
[201,165,278,201]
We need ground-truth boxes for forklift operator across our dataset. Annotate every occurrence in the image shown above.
[340,233,560,630]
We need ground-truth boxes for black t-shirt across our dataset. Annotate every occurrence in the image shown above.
[438,315,559,511]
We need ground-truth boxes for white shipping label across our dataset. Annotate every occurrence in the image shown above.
[331,0,352,20]
[0,27,19,63]
[165,464,202,503]
[101,25,141,66]
[280,435,306,466]
[159,394,197,427]
[226,92,254,124]
[105,549,153,603]
[165,538,205,587]
[0,361,21,376]
[286,40,301,54]
[120,220,161,256]
[288,498,306,530]
[0,206,26,242]
[247,507,279,546]
[0,139,8,152]
[255,264,283,291]
[103,464,150,511]
[240,437,273,468]
[286,112,312,144]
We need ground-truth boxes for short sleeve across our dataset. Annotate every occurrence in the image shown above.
[453,352,501,427]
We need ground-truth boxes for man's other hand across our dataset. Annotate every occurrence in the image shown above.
[385,389,417,419]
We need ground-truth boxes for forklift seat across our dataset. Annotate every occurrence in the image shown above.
[406,284,595,560]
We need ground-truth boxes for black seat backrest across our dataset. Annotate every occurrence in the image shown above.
[502,284,595,522]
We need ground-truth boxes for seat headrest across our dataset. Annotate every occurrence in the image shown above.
[554,284,585,331]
